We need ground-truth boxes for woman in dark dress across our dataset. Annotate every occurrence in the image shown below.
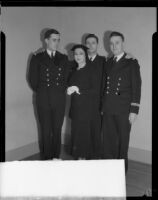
[67,44,98,160]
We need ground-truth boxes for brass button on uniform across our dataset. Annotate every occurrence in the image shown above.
[118,83,120,86]
[46,69,49,71]
[117,88,119,90]
[58,73,61,76]
[47,84,50,87]
[106,91,109,94]
[119,77,121,81]
[47,79,49,81]
[59,68,61,71]
[107,76,110,79]
[107,81,110,84]
[115,92,118,95]
[56,83,59,86]
[46,74,49,76]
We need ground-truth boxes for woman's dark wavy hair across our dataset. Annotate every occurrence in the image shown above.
[71,44,89,67]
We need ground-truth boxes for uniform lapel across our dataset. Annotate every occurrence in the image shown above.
[108,53,127,76]
[92,54,98,63]
[42,50,51,64]
[41,50,56,67]
[54,51,61,66]
[106,57,115,75]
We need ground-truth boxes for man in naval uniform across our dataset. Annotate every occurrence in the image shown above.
[101,31,141,173]
[85,34,106,159]
[84,33,134,159]
[28,29,70,160]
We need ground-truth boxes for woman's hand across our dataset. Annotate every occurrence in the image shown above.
[67,87,73,95]
[67,86,80,95]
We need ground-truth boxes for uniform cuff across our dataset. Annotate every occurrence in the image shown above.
[130,105,139,114]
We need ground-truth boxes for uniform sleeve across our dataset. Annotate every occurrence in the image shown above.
[100,58,108,110]
[66,60,76,86]
[100,57,107,99]
[28,54,39,92]
[130,59,142,114]
[79,67,98,95]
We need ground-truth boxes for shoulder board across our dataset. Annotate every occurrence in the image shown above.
[33,49,45,56]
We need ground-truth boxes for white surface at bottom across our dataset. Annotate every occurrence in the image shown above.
[0,160,126,197]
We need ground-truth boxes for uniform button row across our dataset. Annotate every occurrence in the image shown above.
[46,73,61,76]
[106,91,120,95]
[47,83,60,86]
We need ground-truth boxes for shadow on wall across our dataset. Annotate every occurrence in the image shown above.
[81,31,113,59]
[103,30,113,58]
[64,43,76,61]
[81,32,91,45]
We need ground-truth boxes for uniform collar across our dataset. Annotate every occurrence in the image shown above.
[46,49,56,57]
[114,52,125,62]
[88,54,97,61]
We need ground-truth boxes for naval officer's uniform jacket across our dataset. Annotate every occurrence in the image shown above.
[101,52,141,172]
[28,49,70,159]
[102,52,141,114]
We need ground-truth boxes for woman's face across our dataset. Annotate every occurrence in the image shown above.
[74,48,86,64]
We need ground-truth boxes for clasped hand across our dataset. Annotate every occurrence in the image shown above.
[67,86,80,95]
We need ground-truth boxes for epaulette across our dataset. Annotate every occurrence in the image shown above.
[33,49,45,56]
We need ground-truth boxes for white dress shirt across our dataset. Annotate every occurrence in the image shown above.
[114,52,125,62]
[47,49,56,58]
[88,54,97,62]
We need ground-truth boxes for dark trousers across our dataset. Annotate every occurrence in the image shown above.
[102,113,131,173]
[71,119,92,159]
[37,102,65,160]
[90,114,102,159]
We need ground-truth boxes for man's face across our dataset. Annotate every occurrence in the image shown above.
[45,33,60,51]
[86,37,98,54]
[110,36,124,56]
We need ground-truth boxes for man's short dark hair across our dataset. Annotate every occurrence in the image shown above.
[85,34,99,43]
[110,31,125,41]
[44,29,60,39]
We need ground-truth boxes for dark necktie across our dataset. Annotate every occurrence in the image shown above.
[51,52,55,59]
[89,57,93,62]
[113,56,117,63]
